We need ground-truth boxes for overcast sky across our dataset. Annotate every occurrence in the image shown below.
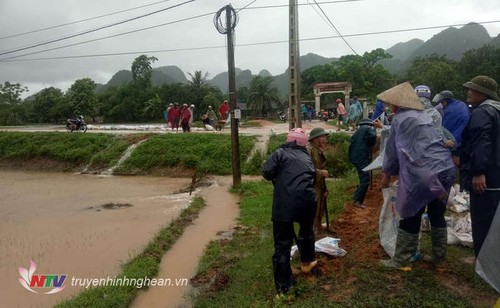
[1,0,500,97]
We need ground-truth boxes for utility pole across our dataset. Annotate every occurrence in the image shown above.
[215,4,241,188]
[288,0,302,130]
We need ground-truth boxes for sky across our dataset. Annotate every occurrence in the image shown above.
[1,0,500,98]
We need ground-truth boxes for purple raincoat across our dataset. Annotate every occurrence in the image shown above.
[382,109,455,218]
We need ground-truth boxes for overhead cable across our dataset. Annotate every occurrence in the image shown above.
[3,20,499,63]
[0,0,176,40]
[0,0,195,57]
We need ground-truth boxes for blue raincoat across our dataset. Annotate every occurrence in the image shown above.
[442,98,470,148]
[382,109,455,218]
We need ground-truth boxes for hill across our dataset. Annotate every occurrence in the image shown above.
[95,23,496,95]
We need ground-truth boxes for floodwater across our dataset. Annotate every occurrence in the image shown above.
[132,176,239,308]
[0,170,193,308]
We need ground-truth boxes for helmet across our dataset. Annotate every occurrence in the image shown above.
[77,115,83,120]
[190,104,195,108]
[415,85,431,98]
[308,127,329,141]
[336,98,342,103]
[287,128,308,147]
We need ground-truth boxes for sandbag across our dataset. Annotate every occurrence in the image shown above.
[379,185,400,257]
[475,200,500,293]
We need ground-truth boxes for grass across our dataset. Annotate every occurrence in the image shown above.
[55,197,206,308]
[192,173,355,307]
[192,174,498,307]
[0,132,257,175]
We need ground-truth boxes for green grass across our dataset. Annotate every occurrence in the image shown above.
[109,134,256,175]
[192,175,354,307]
[192,174,498,307]
[0,132,258,175]
[0,132,131,170]
[55,197,206,308]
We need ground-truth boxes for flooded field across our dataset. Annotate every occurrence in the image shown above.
[0,171,193,308]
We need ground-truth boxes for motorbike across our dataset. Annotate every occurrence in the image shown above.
[66,117,87,132]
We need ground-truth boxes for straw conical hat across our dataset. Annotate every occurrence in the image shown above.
[377,82,424,111]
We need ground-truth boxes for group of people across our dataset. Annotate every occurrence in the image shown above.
[264,75,500,298]
[336,97,363,131]
[164,103,194,133]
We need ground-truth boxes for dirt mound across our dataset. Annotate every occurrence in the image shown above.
[316,174,385,274]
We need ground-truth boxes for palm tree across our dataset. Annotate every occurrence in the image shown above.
[188,71,209,89]
[247,76,280,117]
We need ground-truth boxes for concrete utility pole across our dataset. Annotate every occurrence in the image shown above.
[288,0,302,130]
[215,4,241,188]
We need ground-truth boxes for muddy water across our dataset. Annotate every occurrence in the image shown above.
[0,171,193,308]
[132,176,239,308]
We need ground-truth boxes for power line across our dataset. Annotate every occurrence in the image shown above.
[0,0,195,57]
[0,0,357,61]
[3,20,499,63]
[311,0,357,55]
[0,0,176,41]
[240,0,365,10]
[0,11,214,61]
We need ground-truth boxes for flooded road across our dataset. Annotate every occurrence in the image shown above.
[0,171,193,308]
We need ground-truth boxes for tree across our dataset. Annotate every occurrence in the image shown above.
[188,70,209,89]
[131,55,158,87]
[459,45,500,85]
[67,78,98,120]
[247,76,280,117]
[0,81,28,104]
[32,87,64,123]
[405,54,460,95]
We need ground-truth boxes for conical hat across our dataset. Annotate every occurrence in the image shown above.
[377,82,424,111]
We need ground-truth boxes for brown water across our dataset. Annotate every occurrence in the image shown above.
[0,171,193,308]
[131,176,239,308]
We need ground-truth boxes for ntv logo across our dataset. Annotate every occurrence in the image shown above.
[18,261,66,294]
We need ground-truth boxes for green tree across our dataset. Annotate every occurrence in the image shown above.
[131,55,158,87]
[247,76,280,117]
[142,94,163,120]
[459,45,500,86]
[67,78,98,121]
[32,87,64,123]
[405,54,459,95]
[0,81,28,104]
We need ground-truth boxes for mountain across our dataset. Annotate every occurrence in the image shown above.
[96,22,497,96]
[155,66,188,83]
[385,39,425,61]
[409,22,491,61]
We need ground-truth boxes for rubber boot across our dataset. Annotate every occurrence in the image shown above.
[423,227,447,267]
[380,228,419,270]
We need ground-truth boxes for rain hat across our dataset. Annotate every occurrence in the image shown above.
[308,127,329,141]
[462,75,499,100]
[377,82,424,111]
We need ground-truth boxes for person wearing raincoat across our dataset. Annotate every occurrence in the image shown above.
[263,128,317,298]
[460,75,500,258]
[378,82,456,270]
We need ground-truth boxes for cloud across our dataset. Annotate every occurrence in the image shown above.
[0,0,499,97]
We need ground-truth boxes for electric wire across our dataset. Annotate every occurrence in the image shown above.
[3,20,499,63]
[312,0,358,54]
[0,0,195,57]
[0,11,215,61]
[0,0,354,61]
[0,0,176,40]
